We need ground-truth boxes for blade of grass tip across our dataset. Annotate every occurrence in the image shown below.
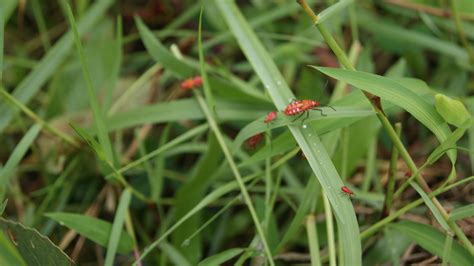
[64,2,114,164]
[198,7,215,112]
[0,124,41,200]
[194,87,274,264]
[216,1,361,264]
[105,189,132,266]
[0,0,114,133]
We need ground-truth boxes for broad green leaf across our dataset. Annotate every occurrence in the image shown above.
[0,217,73,265]
[0,0,114,132]
[198,248,245,266]
[435,94,472,128]
[390,221,471,265]
[0,229,26,266]
[0,124,42,198]
[449,204,474,221]
[314,67,456,164]
[105,189,132,266]
[233,106,374,148]
[135,17,267,103]
[45,212,133,253]
[216,1,361,265]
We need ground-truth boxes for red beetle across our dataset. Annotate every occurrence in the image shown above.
[283,99,334,122]
[180,76,203,90]
[341,186,354,197]
[246,133,263,149]
[264,111,278,123]
[283,99,320,116]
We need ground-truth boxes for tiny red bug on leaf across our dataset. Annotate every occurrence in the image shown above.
[264,111,277,123]
[341,186,354,197]
[404,171,412,178]
[180,76,203,90]
[283,99,335,123]
[246,133,263,149]
[283,99,320,116]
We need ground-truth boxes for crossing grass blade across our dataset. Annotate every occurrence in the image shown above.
[215,1,361,264]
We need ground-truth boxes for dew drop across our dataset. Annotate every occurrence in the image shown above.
[276,80,282,85]
[302,124,307,129]
[317,150,320,153]
[265,84,269,89]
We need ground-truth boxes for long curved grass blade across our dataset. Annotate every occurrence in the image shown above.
[233,107,373,148]
[390,221,471,265]
[0,0,114,132]
[314,67,456,164]
[215,1,361,264]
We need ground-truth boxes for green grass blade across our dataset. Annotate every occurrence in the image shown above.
[216,1,361,264]
[64,2,114,164]
[198,248,245,266]
[314,67,456,164]
[105,189,132,266]
[160,242,191,266]
[410,182,450,231]
[449,204,474,221]
[0,0,17,83]
[317,0,353,25]
[233,106,373,148]
[390,221,471,265]
[0,124,41,199]
[106,98,270,131]
[45,212,134,253]
[0,0,114,132]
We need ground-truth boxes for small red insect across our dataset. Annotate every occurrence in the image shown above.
[341,186,354,197]
[246,133,263,149]
[264,111,278,123]
[283,99,320,116]
[404,171,412,178]
[180,76,203,90]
